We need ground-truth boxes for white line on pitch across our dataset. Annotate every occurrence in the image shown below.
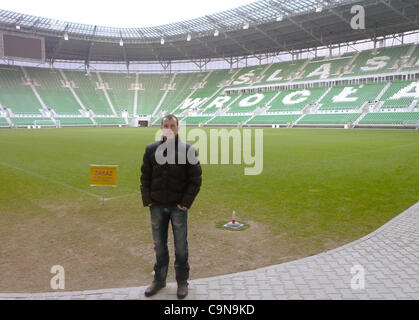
[0,161,101,199]
[104,192,140,201]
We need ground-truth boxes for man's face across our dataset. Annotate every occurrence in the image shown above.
[161,118,178,140]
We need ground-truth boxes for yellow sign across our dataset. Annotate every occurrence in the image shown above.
[89,165,118,187]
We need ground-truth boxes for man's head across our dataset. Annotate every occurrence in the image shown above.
[161,114,179,140]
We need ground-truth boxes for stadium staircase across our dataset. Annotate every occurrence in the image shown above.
[151,73,177,120]
[19,67,50,116]
[96,72,120,116]
[57,69,90,116]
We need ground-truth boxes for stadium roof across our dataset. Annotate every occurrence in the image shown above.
[0,0,418,63]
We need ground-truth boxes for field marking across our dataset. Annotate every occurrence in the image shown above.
[0,161,101,199]
[104,192,140,201]
[1,138,416,201]
[0,161,141,202]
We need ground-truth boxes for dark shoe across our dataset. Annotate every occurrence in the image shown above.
[177,281,189,299]
[144,281,166,297]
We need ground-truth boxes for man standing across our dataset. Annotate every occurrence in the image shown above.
[140,114,202,299]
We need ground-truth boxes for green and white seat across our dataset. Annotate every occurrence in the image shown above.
[297,113,361,125]
[359,112,419,125]
[247,114,301,125]
[268,87,326,112]
[55,117,94,126]
[319,83,385,110]
[207,115,250,125]
[10,117,54,126]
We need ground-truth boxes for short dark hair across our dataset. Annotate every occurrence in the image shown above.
[161,114,179,126]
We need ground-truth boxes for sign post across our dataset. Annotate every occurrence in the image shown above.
[89,165,118,205]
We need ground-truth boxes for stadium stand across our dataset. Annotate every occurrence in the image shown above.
[298,55,353,80]
[359,112,419,125]
[55,117,94,126]
[10,117,54,127]
[201,93,241,114]
[0,44,418,128]
[136,74,168,116]
[94,117,126,125]
[401,44,419,71]
[0,117,10,127]
[226,92,276,113]
[297,113,361,125]
[63,70,113,115]
[207,115,250,125]
[182,116,212,125]
[318,83,386,110]
[159,72,203,114]
[99,72,135,116]
[257,59,308,85]
[247,114,301,125]
[228,65,268,87]
[177,69,232,113]
[268,87,327,112]
[0,1,418,130]
[379,80,418,109]
[0,66,43,114]
[343,44,412,77]
[24,67,81,115]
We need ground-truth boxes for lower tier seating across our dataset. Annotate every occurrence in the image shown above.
[298,113,361,124]
[247,114,301,125]
[359,112,419,125]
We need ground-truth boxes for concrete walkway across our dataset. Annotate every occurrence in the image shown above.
[1,202,418,300]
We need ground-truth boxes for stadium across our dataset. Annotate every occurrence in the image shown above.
[0,0,418,300]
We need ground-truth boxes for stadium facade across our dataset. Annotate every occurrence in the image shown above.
[0,0,418,129]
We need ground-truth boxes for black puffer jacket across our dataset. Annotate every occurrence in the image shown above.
[140,136,202,209]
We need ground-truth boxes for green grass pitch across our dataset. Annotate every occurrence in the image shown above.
[0,127,418,292]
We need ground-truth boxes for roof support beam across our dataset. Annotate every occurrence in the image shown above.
[192,58,211,72]
[236,8,294,55]
[287,16,328,47]
[120,31,129,71]
[85,25,97,69]
[204,15,253,56]
[328,6,373,40]
[179,23,222,59]
[155,27,192,60]
[379,0,419,29]
[50,23,70,64]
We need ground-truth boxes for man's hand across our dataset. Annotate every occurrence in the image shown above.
[177,204,188,211]
[148,203,153,207]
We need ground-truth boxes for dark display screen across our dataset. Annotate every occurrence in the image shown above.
[2,33,44,61]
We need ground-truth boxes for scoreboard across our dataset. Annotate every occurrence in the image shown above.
[0,31,45,62]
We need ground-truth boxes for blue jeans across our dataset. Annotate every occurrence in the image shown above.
[150,204,189,283]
